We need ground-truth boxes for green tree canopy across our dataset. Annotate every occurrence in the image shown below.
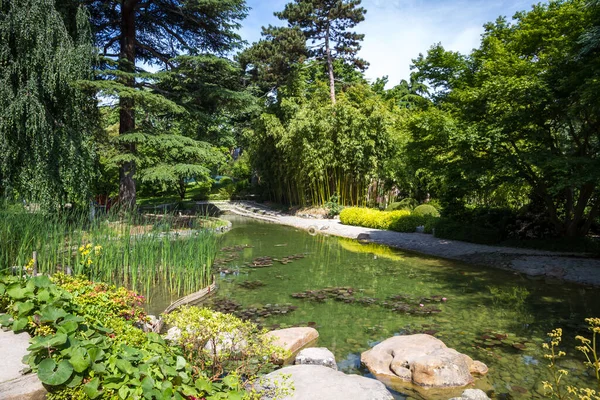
[410,0,600,236]
[0,0,97,207]
[74,0,248,206]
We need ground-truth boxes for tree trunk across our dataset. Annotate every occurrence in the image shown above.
[325,25,336,105]
[118,0,138,208]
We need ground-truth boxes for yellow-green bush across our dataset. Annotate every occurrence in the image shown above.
[413,204,440,217]
[340,207,411,230]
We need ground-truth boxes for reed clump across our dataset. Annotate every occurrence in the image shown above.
[0,204,218,298]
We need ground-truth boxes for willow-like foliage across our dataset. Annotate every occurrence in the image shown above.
[0,0,96,207]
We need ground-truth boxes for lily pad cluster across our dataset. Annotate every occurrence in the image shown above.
[291,288,447,316]
[244,253,306,268]
[206,298,297,324]
[381,294,444,315]
[246,256,273,268]
[237,280,266,290]
[213,243,253,273]
[474,330,531,351]
[291,287,363,303]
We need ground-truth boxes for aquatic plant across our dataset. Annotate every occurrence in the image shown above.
[0,206,218,298]
[206,298,298,325]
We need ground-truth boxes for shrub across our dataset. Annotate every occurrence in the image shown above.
[423,216,439,234]
[387,198,418,211]
[325,195,344,218]
[388,215,426,233]
[413,204,440,217]
[340,207,411,230]
[163,306,287,380]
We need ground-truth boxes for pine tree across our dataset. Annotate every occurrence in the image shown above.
[74,0,248,207]
[0,0,97,207]
[276,0,367,104]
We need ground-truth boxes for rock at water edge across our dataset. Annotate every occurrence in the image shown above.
[256,365,394,400]
[264,327,319,363]
[295,347,337,370]
[361,334,488,390]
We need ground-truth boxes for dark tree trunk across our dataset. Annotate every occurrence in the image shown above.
[178,179,186,200]
[118,0,138,208]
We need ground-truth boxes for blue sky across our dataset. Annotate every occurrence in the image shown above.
[239,0,540,86]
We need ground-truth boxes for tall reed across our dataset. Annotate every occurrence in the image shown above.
[0,204,218,299]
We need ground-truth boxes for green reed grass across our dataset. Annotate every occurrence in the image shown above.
[0,204,218,299]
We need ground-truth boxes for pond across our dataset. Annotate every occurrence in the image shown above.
[149,215,600,399]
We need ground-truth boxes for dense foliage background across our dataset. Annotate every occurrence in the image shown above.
[1,0,599,239]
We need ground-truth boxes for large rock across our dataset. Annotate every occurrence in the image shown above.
[361,334,487,392]
[0,330,47,399]
[257,365,394,400]
[264,327,319,363]
[295,347,337,370]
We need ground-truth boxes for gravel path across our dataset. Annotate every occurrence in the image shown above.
[274,215,600,287]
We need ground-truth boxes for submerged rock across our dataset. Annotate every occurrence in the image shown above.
[361,334,488,391]
[449,389,491,400]
[295,347,337,370]
[256,365,394,400]
[265,327,319,363]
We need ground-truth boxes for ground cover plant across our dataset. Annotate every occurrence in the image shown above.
[0,274,258,399]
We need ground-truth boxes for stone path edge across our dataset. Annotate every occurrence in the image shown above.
[212,201,600,287]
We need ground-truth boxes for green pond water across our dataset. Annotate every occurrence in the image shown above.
[148,216,600,399]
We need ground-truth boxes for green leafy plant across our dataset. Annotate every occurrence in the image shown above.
[388,215,426,233]
[387,198,418,211]
[325,195,344,218]
[163,306,288,381]
[0,275,250,399]
[542,319,600,400]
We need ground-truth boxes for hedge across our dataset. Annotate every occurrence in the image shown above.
[340,207,433,233]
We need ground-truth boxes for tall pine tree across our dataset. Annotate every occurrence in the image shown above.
[0,0,97,207]
[73,0,248,207]
[276,0,367,104]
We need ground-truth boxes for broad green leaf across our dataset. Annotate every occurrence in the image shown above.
[0,282,6,295]
[141,375,155,393]
[0,313,12,326]
[6,283,32,300]
[12,317,28,331]
[37,289,50,303]
[15,301,35,316]
[57,318,78,334]
[84,377,102,399]
[175,356,186,370]
[195,378,212,392]
[115,359,134,375]
[65,372,83,388]
[118,385,130,399]
[37,359,73,386]
[32,275,52,288]
[70,347,91,373]
[39,305,67,323]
